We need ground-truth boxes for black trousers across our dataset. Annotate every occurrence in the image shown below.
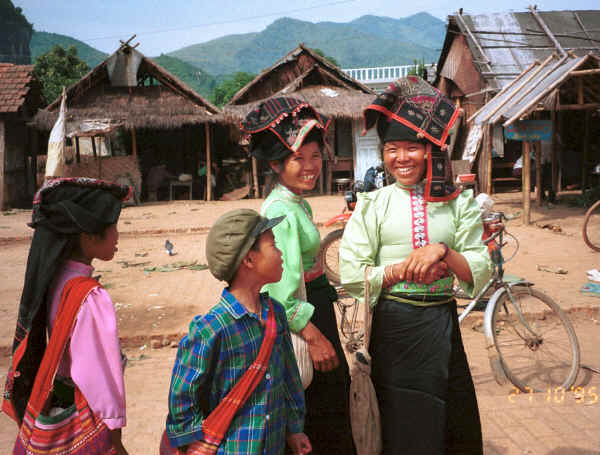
[302,275,355,455]
[370,299,483,455]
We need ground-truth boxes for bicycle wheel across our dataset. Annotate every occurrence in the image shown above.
[491,286,580,392]
[583,199,600,252]
[319,228,344,286]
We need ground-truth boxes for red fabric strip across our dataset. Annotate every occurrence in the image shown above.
[201,299,277,446]
[26,277,99,417]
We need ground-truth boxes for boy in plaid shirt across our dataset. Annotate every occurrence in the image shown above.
[165,209,311,455]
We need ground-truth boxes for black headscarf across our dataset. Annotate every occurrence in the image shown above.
[363,76,461,202]
[3,177,130,422]
[241,97,330,162]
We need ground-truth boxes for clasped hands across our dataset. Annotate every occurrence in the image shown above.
[384,243,450,288]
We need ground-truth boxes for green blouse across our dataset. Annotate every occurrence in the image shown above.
[339,182,492,307]
[260,184,321,332]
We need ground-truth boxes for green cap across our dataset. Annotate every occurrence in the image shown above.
[206,209,285,283]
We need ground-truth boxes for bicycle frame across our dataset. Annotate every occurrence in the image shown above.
[458,212,540,342]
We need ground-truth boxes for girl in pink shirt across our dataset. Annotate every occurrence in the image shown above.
[3,178,131,455]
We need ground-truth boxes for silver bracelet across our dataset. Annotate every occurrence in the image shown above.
[383,265,393,286]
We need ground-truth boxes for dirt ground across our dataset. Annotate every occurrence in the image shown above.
[1,190,599,453]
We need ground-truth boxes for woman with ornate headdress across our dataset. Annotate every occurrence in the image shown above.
[3,178,131,454]
[242,97,355,454]
[339,77,493,454]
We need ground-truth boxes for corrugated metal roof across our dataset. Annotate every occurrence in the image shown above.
[470,53,597,125]
[453,9,600,90]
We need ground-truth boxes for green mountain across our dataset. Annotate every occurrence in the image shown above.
[150,54,217,99]
[349,13,446,51]
[169,13,445,76]
[31,31,107,67]
[169,33,259,77]
[26,12,446,98]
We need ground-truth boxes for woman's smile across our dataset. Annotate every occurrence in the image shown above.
[383,140,426,185]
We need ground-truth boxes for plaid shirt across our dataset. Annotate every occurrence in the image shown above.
[166,289,305,454]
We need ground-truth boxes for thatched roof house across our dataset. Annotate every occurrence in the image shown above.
[34,42,220,130]
[0,63,44,208]
[31,41,228,201]
[224,44,376,193]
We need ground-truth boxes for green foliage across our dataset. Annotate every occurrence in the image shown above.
[34,45,90,104]
[31,31,107,68]
[311,48,339,67]
[151,54,216,99]
[211,72,256,107]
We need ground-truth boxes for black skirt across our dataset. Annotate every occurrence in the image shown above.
[370,298,483,455]
[303,275,355,455]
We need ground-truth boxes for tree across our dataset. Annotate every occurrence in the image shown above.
[211,72,255,107]
[311,48,340,67]
[34,45,90,105]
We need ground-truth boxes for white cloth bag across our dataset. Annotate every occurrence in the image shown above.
[349,266,382,455]
[292,255,314,390]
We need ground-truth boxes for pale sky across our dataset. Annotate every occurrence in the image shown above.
[13,0,600,56]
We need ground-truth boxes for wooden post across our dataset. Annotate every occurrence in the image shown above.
[30,128,38,195]
[583,110,590,190]
[205,123,212,201]
[91,136,101,178]
[252,156,259,198]
[0,121,5,210]
[131,127,137,158]
[326,160,332,195]
[318,170,324,194]
[486,124,493,194]
[535,141,542,206]
[551,109,558,195]
[522,141,531,225]
[75,136,81,164]
[91,135,97,159]
[325,122,336,195]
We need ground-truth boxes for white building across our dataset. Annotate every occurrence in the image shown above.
[342,64,437,93]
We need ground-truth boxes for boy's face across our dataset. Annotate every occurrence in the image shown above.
[249,229,283,284]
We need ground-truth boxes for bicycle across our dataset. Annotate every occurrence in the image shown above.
[319,181,364,286]
[335,211,581,393]
[582,198,600,251]
[458,211,581,392]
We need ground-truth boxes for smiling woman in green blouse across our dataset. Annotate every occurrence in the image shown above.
[241,97,355,455]
[339,77,493,455]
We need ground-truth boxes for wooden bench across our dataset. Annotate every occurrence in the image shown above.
[492,177,520,193]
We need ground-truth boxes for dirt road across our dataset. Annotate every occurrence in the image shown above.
[1,191,599,453]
